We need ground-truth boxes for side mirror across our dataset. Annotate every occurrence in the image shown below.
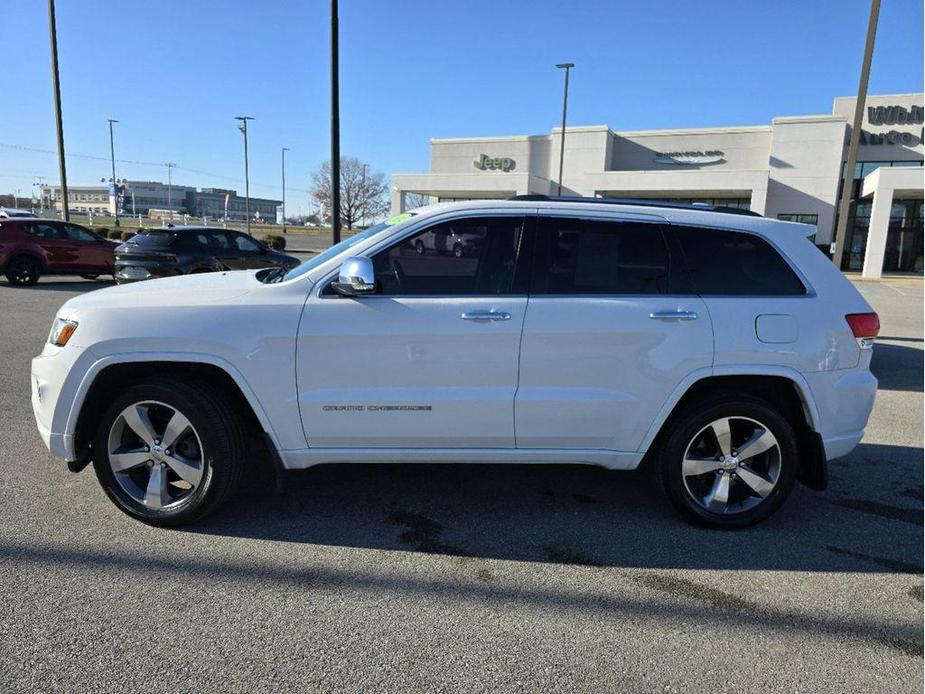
[331,256,377,297]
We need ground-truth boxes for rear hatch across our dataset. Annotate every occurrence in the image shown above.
[115,230,178,263]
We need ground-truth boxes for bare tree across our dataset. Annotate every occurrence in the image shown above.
[310,157,390,230]
[403,192,433,210]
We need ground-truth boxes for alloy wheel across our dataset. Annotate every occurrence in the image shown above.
[106,400,205,510]
[10,258,37,284]
[681,416,782,515]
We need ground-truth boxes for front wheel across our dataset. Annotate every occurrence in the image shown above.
[5,256,41,286]
[92,378,247,526]
[656,397,798,528]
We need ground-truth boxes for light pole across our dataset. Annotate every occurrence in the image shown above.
[47,0,69,221]
[165,162,176,220]
[281,146,290,233]
[235,116,255,234]
[107,119,120,226]
[330,0,341,244]
[831,0,881,270]
[555,62,574,196]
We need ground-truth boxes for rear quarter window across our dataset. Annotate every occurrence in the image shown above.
[673,225,805,296]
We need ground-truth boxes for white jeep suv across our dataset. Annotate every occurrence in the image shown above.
[31,198,880,528]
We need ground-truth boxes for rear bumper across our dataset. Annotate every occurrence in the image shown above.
[114,262,183,283]
[804,367,878,461]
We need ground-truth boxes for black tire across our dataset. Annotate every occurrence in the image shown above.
[656,396,798,528]
[80,274,99,280]
[5,255,41,286]
[92,378,247,526]
[414,240,425,255]
[453,243,463,258]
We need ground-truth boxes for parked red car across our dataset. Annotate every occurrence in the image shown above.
[0,218,117,286]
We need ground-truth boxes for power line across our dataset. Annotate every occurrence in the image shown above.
[0,142,313,194]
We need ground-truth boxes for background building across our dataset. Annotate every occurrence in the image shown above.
[41,181,280,223]
[185,188,281,222]
[392,92,923,278]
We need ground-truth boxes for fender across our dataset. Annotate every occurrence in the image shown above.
[636,364,823,454]
[61,351,282,460]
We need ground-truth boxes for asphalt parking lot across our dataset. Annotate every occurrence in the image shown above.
[0,275,922,693]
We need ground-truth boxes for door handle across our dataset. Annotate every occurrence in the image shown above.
[649,310,698,321]
[461,311,511,321]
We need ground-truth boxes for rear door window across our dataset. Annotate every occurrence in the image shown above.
[62,224,99,242]
[532,217,670,295]
[673,225,805,295]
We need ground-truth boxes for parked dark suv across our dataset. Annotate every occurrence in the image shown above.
[0,218,116,285]
[114,226,300,283]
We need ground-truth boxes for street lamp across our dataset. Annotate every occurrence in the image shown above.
[555,62,574,196]
[235,115,254,235]
[281,147,290,233]
[165,162,176,220]
[107,119,120,226]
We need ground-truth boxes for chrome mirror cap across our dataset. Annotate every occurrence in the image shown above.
[332,256,376,297]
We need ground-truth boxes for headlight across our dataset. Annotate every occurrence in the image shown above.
[49,318,78,346]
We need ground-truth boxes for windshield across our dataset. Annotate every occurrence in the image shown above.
[283,213,417,281]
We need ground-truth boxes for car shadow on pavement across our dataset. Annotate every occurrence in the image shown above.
[182,442,923,575]
[0,279,115,292]
[870,342,924,392]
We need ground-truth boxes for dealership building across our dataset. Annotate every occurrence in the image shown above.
[392,93,923,278]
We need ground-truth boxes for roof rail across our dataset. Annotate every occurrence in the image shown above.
[507,194,762,217]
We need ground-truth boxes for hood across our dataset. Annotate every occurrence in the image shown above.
[62,270,260,313]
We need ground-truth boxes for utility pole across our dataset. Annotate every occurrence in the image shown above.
[555,63,574,196]
[281,147,290,233]
[330,0,341,244]
[235,116,254,234]
[47,0,69,221]
[165,162,176,220]
[361,162,369,226]
[832,0,881,270]
[107,119,120,226]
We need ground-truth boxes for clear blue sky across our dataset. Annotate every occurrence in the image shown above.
[1,0,922,214]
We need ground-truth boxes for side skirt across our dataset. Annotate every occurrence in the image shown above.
[278,447,644,471]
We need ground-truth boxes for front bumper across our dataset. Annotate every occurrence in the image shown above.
[31,343,95,462]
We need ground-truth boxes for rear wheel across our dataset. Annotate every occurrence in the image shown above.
[5,255,41,286]
[414,239,425,255]
[453,242,464,258]
[656,397,798,528]
[92,378,247,526]
[80,274,99,280]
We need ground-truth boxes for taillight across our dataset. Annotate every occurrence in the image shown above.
[846,312,879,349]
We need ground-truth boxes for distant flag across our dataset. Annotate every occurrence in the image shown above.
[224,193,230,219]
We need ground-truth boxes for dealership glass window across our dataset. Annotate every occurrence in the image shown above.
[674,226,805,295]
[837,160,924,271]
[532,218,669,295]
[777,214,818,241]
[372,216,524,295]
[616,196,752,211]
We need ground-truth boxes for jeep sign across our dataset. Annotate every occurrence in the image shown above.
[474,154,516,172]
